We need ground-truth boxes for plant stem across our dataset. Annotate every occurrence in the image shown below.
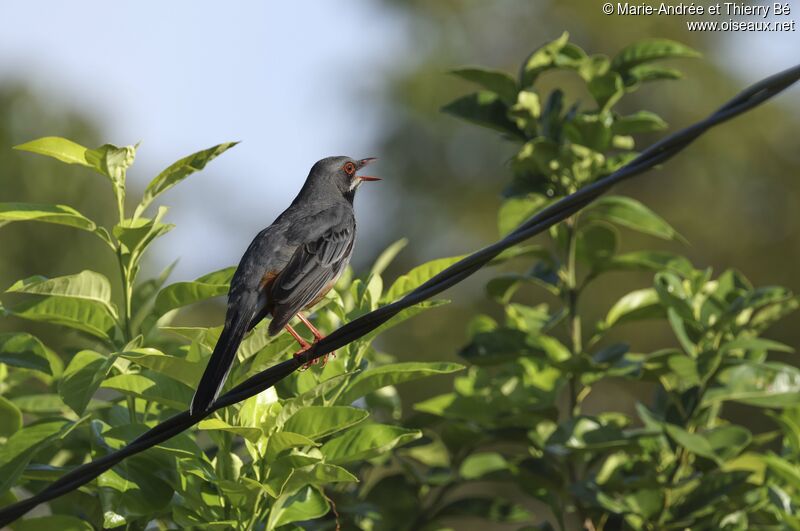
[563,215,589,527]
[564,216,583,415]
[117,251,133,340]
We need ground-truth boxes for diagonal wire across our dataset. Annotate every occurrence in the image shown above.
[1,63,799,526]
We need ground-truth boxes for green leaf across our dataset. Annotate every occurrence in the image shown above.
[441,91,520,136]
[280,462,358,496]
[703,362,800,408]
[102,423,201,459]
[497,195,549,236]
[96,455,174,516]
[666,352,700,387]
[602,288,662,329]
[546,416,633,453]
[670,471,749,520]
[7,270,117,317]
[0,332,55,374]
[103,511,126,529]
[0,203,96,231]
[0,419,71,492]
[119,348,204,387]
[460,452,510,479]
[665,424,717,461]
[719,337,793,356]
[13,136,93,167]
[0,395,22,438]
[59,350,116,415]
[9,296,117,340]
[654,272,695,325]
[667,307,696,356]
[593,251,692,275]
[84,143,136,186]
[136,142,238,217]
[234,334,297,379]
[583,195,682,241]
[508,90,542,135]
[576,222,618,266]
[101,371,193,410]
[197,418,262,443]
[451,67,518,103]
[564,113,613,151]
[384,255,465,302]
[10,515,93,531]
[283,405,368,440]
[266,485,329,531]
[763,453,800,490]
[588,72,624,110]
[705,425,751,461]
[115,207,173,253]
[612,39,700,72]
[155,266,235,315]
[625,64,684,85]
[339,362,464,405]
[265,432,318,460]
[321,424,421,464]
[12,394,66,414]
[612,111,668,135]
[520,31,586,86]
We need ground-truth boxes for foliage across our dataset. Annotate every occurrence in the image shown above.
[0,138,463,528]
[332,34,800,530]
[1,34,797,531]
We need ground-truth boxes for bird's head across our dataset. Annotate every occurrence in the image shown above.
[306,156,380,199]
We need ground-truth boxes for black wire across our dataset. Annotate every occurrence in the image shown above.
[1,63,798,526]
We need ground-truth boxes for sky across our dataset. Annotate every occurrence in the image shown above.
[0,1,797,281]
[0,1,410,280]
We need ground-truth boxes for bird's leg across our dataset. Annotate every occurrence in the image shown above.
[285,324,314,370]
[297,313,324,340]
[296,313,336,366]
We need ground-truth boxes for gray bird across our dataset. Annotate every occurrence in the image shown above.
[189,156,379,415]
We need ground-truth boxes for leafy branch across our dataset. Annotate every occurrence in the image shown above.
[1,36,797,528]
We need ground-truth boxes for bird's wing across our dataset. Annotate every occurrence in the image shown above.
[267,206,355,334]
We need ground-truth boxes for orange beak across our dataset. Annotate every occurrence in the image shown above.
[357,157,380,181]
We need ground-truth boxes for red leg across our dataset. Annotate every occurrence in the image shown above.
[286,324,316,370]
[285,324,311,350]
[296,313,336,366]
[297,313,324,340]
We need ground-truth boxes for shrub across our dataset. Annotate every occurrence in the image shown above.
[0,137,461,529]
[334,34,800,531]
[1,34,798,531]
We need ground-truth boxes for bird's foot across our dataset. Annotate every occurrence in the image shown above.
[319,350,336,367]
[292,343,336,370]
[293,344,316,370]
[288,319,335,369]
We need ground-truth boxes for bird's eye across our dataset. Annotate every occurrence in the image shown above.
[343,162,356,176]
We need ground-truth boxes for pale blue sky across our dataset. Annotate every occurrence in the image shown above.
[1,1,797,280]
[0,1,410,279]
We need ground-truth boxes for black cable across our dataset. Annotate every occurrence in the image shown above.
[1,63,798,526]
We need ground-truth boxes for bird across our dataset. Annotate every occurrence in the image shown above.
[189,156,380,415]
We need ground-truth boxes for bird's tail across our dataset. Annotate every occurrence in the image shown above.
[190,316,249,416]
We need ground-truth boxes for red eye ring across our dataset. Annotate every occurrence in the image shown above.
[343,162,356,176]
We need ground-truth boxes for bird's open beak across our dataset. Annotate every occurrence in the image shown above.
[356,157,381,181]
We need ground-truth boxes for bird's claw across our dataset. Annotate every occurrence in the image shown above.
[292,342,336,370]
